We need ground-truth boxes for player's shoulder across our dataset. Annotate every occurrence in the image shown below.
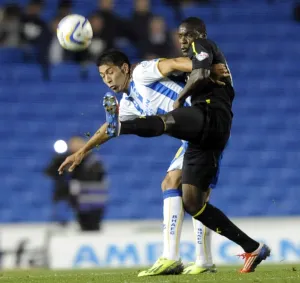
[132,59,158,76]
[119,93,129,105]
[192,38,218,51]
[132,58,164,85]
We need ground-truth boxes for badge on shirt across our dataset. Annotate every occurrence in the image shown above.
[195,51,209,61]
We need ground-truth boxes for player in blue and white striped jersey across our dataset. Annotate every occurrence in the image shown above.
[58,52,227,276]
[118,59,189,118]
[102,53,226,276]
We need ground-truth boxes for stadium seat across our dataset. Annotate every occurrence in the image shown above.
[0,1,299,221]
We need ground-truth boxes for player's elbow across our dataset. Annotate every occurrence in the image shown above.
[190,68,210,82]
[172,57,193,73]
[158,57,192,76]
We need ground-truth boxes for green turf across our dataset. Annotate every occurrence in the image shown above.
[0,265,299,283]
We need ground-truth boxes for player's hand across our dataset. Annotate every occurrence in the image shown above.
[211,63,229,78]
[210,63,230,86]
[58,150,87,175]
[173,99,184,109]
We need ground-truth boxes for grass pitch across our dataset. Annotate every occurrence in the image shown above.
[0,265,299,283]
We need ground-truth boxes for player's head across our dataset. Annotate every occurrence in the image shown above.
[96,50,131,93]
[178,17,207,56]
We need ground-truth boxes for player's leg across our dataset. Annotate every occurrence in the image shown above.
[181,146,270,273]
[163,150,216,275]
[103,94,270,272]
[138,170,184,277]
[161,143,214,271]
[161,169,184,262]
[138,146,186,277]
[186,153,223,274]
[183,188,216,275]
[120,106,205,142]
[103,93,205,142]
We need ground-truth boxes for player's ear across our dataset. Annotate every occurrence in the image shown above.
[198,31,207,39]
[121,63,130,74]
[194,30,201,39]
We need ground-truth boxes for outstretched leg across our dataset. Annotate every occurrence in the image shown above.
[103,92,205,143]
[181,145,270,273]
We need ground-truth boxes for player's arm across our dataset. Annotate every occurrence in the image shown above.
[175,40,214,107]
[58,123,111,174]
[58,96,138,175]
[83,123,111,152]
[157,57,210,107]
[157,57,193,76]
[175,68,210,108]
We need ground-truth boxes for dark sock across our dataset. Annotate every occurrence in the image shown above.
[120,116,165,137]
[195,203,259,253]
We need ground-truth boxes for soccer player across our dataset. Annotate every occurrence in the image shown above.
[159,17,224,275]
[99,23,271,273]
[58,54,227,275]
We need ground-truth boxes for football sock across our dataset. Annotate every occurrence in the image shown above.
[162,189,184,261]
[120,116,165,137]
[192,218,213,267]
[194,203,259,253]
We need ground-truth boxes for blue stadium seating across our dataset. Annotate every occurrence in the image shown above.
[0,1,299,222]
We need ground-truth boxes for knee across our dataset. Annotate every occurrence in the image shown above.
[161,171,182,192]
[161,177,170,192]
[158,113,176,133]
[182,185,206,216]
[204,226,211,236]
[182,196,205,216]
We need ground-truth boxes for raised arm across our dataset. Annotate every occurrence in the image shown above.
[174,40,214,107]
[58,123,111,174]
[157,57,193,76]
[176,69,211,108]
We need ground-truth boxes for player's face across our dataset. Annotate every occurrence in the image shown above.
[178,24,199,56]
[99,64,126,93]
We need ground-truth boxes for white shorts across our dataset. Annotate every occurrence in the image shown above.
[167,142,188,172]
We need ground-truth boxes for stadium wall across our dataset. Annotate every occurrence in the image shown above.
[0,218,299,269]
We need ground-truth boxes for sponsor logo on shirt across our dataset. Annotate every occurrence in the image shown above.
[196,51,209,61]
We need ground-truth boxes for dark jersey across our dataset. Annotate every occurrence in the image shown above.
[188,38,235,115]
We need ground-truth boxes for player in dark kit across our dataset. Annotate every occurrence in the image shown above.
[103,17,271,273]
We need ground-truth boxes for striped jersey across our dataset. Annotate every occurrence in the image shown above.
[119,59,189,121]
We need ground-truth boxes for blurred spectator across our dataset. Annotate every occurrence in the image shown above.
[48,16,68,64]
[68,137,108,232]
[144,16,173,59]
[171,29,182,57]
[294,2,300,22]
[164,0,211,23]
[87,13,110,62]
[132,0,152,49]
[96,0,140,57]
[57,0,72,18]
[45,137,107,231]
[163,0,182,22]
[44,146,75,226]
[0,4,21,47]
[20,0,50,46]
[95,0,119,48]
[20,0,51,78]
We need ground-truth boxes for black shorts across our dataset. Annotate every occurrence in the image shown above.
[182,145,223,190]
[164,97,232,189]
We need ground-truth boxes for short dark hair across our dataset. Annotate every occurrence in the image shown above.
[180,17,207,37]
[96,50,131,69]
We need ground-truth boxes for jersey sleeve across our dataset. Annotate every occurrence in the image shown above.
[132,59,164,85]
[188,38,213,71]
[119,94,141,121]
